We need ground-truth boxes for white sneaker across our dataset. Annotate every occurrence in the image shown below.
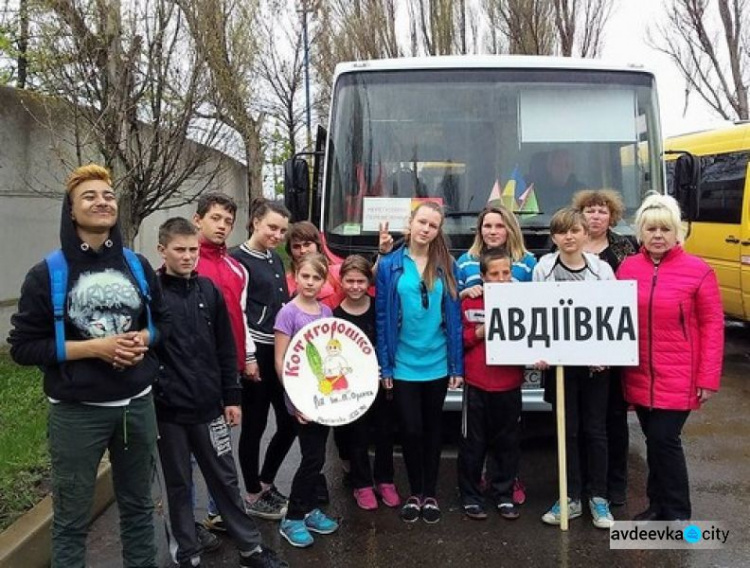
[541,498,582,525]
[589,497,615,529]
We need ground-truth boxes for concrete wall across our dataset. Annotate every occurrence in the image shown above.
[0,86,249,342]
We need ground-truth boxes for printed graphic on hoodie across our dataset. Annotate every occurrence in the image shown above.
[68,269,142,338]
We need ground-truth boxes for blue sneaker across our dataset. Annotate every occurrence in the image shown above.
[279,518,313,548]
[304,508,339,534]
[589,497,615,529]
[541,498,582,525]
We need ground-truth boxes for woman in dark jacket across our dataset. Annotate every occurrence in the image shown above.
[230,198,295,520]
[375,201,463,524]
[571,188,636,506]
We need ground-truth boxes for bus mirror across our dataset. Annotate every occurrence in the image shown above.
[672,153,699,221]
[284,158,310,222]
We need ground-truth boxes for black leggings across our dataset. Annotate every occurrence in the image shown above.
[238,343,297,494]
[393,378,449,498]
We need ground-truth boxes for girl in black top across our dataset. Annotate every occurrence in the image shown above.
[230,198,295,519]
[333,255,400,511]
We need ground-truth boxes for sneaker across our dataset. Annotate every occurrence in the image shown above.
[375,483,401,508]
[279,518,313,548]
[247,491,287,520]
[421,498,441,524]
[202,513,227,533]
[463,504,488,520]
[353,487,378,510]
[399,496,421,523]
[304,508,339,534]
[512,478,526,505]
[266,486,289,507]
[195,522,221,553]
[240,545,289,568]
[589,497,615,529]
[497,502,520,520]
[179,557,200,568]
[541,499,582,525]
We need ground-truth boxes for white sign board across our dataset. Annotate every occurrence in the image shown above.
[362,197,412,232]
[484,281,639,366]
[282,317,379,426]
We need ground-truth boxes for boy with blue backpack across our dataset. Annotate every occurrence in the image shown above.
[8,165,171,567]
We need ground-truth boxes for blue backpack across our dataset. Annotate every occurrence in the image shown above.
[45,248,155,362]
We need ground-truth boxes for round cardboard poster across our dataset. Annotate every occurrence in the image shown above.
[282,317,379,426]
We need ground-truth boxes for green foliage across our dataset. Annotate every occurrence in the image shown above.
[0,352,50,531]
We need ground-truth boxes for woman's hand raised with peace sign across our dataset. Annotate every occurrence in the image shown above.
[378,221,394,255]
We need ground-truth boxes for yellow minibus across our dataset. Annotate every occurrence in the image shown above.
[665,123,750,320]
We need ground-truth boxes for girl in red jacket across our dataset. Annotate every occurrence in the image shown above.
[617,193,723,521]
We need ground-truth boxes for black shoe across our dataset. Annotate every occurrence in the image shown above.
[463,504,488,520]
[633,506,661,522]
[421,498,441,524]
[240,546,289,568]
[497,502,521,520]
[399,496,421,523]
[314,473,330,504]
[195,522,221,553]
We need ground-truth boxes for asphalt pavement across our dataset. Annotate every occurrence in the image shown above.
[85,324,750,568]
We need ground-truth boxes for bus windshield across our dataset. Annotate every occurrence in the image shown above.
[323,67,662,254]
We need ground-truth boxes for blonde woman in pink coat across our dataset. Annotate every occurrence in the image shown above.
[616,194,723,522]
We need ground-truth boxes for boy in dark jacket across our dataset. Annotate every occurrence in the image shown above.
[457,248,524,521]
[154,217,286,568]
[8,165,170,567]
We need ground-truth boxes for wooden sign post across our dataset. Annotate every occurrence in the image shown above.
[556,365,569,531]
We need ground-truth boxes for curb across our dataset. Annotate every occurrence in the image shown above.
[0,460,114,568]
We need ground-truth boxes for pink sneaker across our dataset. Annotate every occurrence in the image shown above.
[353,487,378,510]
[513,478,526,505]
[376,483,401,508]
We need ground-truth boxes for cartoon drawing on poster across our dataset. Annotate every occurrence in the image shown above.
[283,317,379,426]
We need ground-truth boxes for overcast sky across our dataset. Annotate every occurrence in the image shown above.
[600,0,732,137]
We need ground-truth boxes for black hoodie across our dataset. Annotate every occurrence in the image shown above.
[7,192,171,403]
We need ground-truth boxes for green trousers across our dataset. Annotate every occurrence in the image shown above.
[48,392,157,568]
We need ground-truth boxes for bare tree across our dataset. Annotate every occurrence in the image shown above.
[484,0,556,55]
[176,0,267,201]
[255,1,306,156]
[482,0,612,56]
[651,0,748,120]
[31,0,229,244]
[409,0,469,55]
[553,0,612,57]
[312,0,402,121]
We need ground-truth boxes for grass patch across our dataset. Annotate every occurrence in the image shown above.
[0,350,49,531]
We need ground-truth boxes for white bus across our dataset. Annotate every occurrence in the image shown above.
[284,55,666,411]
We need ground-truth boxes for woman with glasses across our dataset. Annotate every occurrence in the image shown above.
[375,201,464,524]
